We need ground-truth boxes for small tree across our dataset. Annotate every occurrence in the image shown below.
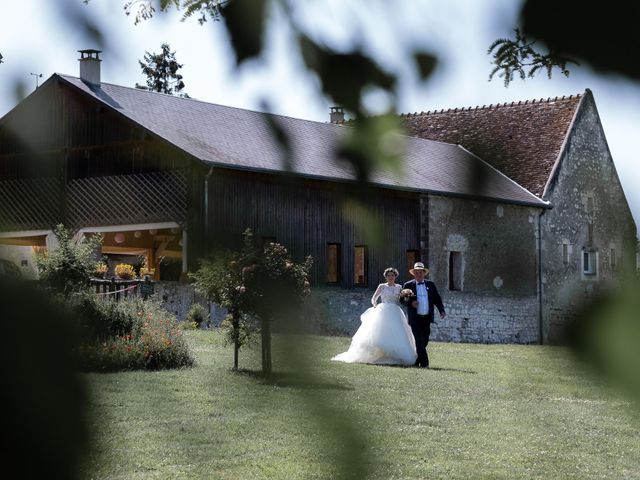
[240,239,312,376]
[191,229,312,375]
[190,233,258,370]
[35,225,103,295]
[136,42,186,95]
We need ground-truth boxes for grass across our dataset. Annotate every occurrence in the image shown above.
[81,331,640,479]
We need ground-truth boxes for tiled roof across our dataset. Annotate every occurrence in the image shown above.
[401,94,584,197]
[55,74,547,207]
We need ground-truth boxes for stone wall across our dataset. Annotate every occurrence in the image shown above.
[305,287,539,344]
[151,280,540,344]
[153,281,203,322]
[426,195,540,297]
[303,287,373,335]
[540,93,638,343]
[430,292,539,344]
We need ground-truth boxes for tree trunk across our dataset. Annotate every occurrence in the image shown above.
[232,310,239,371]
[261,316,272,376]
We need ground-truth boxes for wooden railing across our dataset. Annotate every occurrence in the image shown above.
[89,278,155,300]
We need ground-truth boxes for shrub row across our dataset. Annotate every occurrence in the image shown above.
[68,294,194,372]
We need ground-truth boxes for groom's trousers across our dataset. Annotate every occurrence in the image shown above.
[411,315,431,367]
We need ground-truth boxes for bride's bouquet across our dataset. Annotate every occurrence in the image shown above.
[399,288,416,306]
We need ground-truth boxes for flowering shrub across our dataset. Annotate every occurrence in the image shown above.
[71,295,194,372]
[115,263,136,280]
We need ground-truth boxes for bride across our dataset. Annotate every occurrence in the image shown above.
[332,267,417,366]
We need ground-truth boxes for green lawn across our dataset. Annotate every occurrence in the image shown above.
[82,331,640,479]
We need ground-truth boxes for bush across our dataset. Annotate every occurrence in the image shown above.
[35,225,103,295]
[187,303,209,328]
[70,295,194,372]
[68,292,135,343]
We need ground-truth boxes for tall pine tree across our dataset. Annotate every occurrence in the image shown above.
[136,43,187,95]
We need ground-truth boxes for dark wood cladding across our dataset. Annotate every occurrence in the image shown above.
[0,77,191,230]
[0,77,190,182]
[1,76,421,290]
[202,169,421,288]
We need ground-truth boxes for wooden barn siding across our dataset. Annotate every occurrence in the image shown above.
[0,78,192,230]
[201,169,420,288]
[0,82,65,179]
[0,78,190,182]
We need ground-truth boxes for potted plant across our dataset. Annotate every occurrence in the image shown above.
[94,261,108,279]
[115,263,135,280]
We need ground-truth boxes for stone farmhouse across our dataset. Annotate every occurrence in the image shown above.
[0,51,635,343]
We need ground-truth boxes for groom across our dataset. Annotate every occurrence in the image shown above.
[403,262,446,368]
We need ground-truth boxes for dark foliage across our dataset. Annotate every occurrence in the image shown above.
[521,0,640,82]
[0,280,89,480]
[137,42,186,95]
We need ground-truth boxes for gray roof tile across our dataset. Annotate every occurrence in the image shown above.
[58,74,547,207]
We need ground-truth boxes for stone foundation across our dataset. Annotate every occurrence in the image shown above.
[306,287,540,344]
[151,283,540,343]
[431,292,540,344]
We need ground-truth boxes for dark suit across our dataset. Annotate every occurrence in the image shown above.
[403,279,445,367]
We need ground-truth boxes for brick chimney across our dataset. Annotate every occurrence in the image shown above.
[329,106,345,123]
[78,49,102,86]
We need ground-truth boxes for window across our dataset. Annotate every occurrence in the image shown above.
[449,251,463,291]
[583,251,597,275]
[354,245,367,286]
[406,250,419,278]
[587,222,594,246]
[587,196,594,215]
[562,244,569,265]
[610,248,617,270]
[326,243,341,283]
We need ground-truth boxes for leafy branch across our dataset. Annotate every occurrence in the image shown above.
[122,0,225,25]
[488,28,578,86]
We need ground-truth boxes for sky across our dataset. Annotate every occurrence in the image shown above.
[1,0,639,230]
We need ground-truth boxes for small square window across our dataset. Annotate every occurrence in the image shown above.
[406,250,419,278]
[354,246,367,286]
[610,248,617,270]
[326,243,341,284]
[583,251,597,275]
[449,251,463,291]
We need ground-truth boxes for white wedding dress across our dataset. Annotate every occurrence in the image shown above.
[332,284,417,365]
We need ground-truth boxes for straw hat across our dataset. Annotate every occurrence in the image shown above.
[409,262,429,276]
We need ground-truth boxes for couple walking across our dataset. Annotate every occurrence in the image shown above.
[332,263,446,368]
